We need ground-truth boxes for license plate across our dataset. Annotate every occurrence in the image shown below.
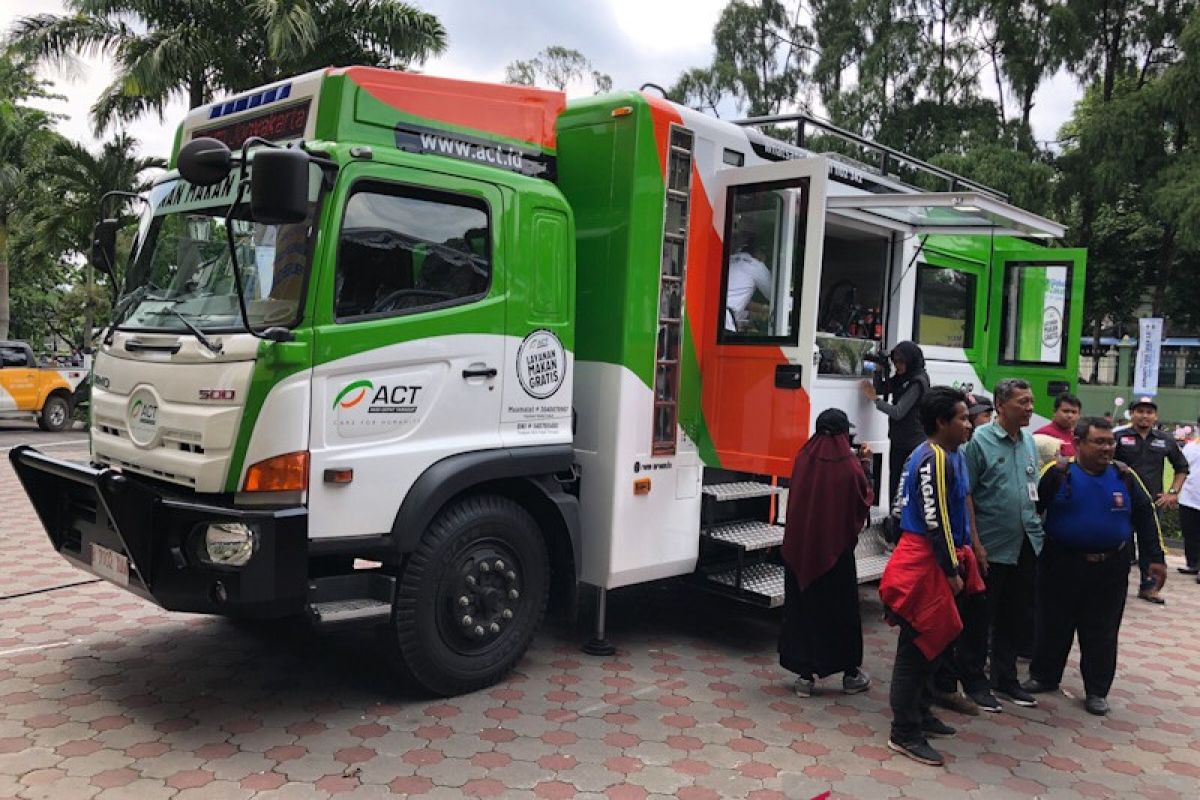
[90,544,130,587]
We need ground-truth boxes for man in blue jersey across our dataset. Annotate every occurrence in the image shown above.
[1020,416,1167,716]
[879,386,984,766]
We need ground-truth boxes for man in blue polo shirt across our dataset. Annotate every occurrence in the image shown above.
[1021,416,1166,715]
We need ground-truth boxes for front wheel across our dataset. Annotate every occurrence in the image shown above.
[38,395,71,432]
[388,494,549,696]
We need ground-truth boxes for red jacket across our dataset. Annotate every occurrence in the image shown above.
[879,534,985,660]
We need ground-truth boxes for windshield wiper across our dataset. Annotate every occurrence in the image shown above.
[153,304,224,355]
[103,284,170,345]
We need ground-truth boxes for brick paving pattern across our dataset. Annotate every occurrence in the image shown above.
[2,447,1199,798]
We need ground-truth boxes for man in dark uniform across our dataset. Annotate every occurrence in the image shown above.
[1022,416,1166,716]
[1113,396,1189,603]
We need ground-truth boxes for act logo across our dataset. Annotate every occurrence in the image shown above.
[333,380,373,410]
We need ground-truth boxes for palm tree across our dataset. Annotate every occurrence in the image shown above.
[9,0,448,134]
[0,54,62,340]
[32,134,165,346]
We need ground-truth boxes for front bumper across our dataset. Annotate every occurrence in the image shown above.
[9,446,308,618]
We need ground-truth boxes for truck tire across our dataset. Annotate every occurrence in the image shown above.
[388,494,549,696]
[38,395,71,432]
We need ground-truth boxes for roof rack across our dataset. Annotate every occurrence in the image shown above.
[734,112,1008,201]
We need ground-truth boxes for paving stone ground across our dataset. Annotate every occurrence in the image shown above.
[2,447,1199,799]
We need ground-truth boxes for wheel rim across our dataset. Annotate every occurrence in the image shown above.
[48,403,65,427]
[436,538,526,655]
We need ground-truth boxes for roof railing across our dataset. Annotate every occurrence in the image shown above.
[733,112,1009,201]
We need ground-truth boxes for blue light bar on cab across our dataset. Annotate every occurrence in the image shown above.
[208,83,293,120]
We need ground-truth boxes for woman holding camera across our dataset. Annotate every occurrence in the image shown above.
[861,341,930,510]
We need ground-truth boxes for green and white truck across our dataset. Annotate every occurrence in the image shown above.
[11,67,1084,695]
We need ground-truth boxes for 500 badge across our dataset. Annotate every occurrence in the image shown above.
[516,330,566,399]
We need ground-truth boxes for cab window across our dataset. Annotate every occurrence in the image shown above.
[334,183,490,320]
[1,345,31,367]
[913,264,977,349]
[1000,261,1070,366]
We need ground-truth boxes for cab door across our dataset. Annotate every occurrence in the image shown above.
[0,344,38,411]
[307,162,507,539]
[704,158,829,478]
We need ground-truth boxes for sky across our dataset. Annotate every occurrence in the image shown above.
[2,0,1082,163]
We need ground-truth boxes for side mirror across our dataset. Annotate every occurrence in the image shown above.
[178,137,233,186]
[91,219,118,278]
[251,148,310,224]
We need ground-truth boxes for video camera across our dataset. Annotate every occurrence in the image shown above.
[863,348,891,383]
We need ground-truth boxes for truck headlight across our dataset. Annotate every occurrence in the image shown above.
[200,522,257,567]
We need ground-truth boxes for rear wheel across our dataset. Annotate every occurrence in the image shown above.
[38,395,71,432]
[389,494,549,696]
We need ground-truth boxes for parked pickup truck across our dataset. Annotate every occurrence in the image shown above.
[0,341,76,432]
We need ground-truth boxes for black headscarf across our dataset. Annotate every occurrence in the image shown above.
[886,340,928,401]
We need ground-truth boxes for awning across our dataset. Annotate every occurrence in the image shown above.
[825,191,1066,238]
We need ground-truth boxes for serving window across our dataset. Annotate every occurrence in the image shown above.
[814,223,888,376]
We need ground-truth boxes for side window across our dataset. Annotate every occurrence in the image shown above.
[913,264,977,348]
[335,184,490,320]
[718,179,806,342]
[1000,262,1070,366]
[1,346,29,367]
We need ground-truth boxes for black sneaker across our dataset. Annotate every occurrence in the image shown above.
[888,737,945,766]
[842,668,871,694]
[967,688,1003,713]
[1021,677,1059,695]
[995,683,1038,707]
[921,716,957,738]
[1177,566,1199,575]
[1084,695,1109,716]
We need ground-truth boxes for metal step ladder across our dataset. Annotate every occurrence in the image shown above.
[693,477,787,607]
[693,475,894,608]
[777,487,893,584]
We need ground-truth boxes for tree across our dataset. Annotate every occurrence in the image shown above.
[16,134,164,348]
[9,0,447,133]
[503,46,612,94]
[0,53,64,340]
[711,0,815,116]
[986,0,1076,129]
[668,66,734,115]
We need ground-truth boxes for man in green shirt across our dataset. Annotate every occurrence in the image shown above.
[960,378,1044,711]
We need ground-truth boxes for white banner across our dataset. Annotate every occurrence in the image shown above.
[1133,317,1164,397]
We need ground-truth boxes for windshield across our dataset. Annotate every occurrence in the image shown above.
[118,164,321,333]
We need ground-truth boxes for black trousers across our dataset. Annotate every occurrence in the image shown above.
[1182,506,1200,570]
[1030,541,1129,698]
[931,591,986,693]
[889,623,939,742]
[959,536,1037,692]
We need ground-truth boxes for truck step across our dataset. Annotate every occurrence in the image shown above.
[855,554,890,583]
[307,572,395,630]
[701,481,783,502]
[854,525,891,584]
[704,520,784,551]
[702,562,786,608]
[309,598,392,627]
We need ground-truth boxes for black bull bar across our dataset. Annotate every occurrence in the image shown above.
[8,446,309,617]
